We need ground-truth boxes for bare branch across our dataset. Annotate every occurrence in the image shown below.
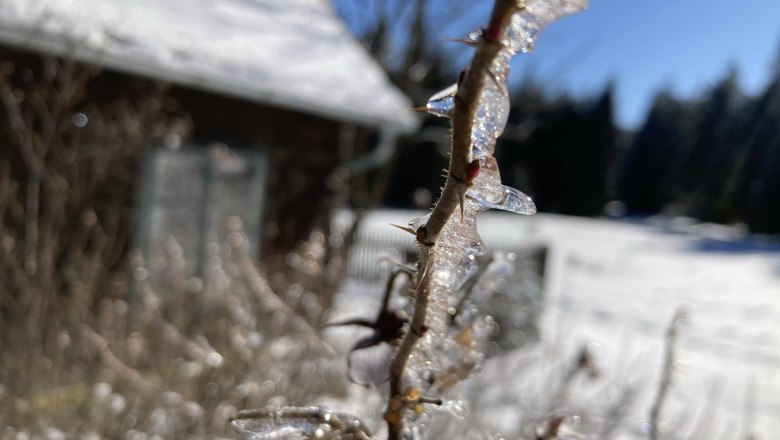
[650,307,687,440]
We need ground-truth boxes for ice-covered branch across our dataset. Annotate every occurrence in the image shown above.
[385,0,586,438]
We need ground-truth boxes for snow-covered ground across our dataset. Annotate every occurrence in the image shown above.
[329,211,780,438]
[505,213,780,438]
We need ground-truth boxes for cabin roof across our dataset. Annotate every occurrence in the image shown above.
[0,0,419,133]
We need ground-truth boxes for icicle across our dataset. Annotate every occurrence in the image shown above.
[467,185,536,215]
[425,83,458,118]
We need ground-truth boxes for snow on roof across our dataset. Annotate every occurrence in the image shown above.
[0,0,419,133]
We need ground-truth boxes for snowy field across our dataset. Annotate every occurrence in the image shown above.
[327,211,780,438]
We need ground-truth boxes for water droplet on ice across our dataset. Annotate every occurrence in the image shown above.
[468,185,536,215]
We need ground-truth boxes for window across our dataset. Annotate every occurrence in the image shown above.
[136,143,267,287]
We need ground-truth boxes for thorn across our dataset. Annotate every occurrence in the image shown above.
[449,158,479,222]
[390,223,417,236]
[321,318,375,329]
[457,185,467,221]
[415,260,430,291]
[444,37,479,47]
[411,106,428,113]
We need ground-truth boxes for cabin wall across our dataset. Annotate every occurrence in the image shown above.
[0,45,363,276]
[168,86,344,260]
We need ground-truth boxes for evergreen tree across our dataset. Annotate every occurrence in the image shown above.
[735,73,780,232]
[682,67,741,221]
[559,84,617,216]
[618,90,690,213]
[498,84,617,216]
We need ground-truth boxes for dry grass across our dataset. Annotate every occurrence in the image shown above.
[0,55,351,438]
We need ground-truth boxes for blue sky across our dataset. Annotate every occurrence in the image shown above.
[522,0,780,128]
[336,0,780,129]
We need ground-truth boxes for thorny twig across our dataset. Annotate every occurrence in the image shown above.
[417,0,518,244]
[384,1,522,437]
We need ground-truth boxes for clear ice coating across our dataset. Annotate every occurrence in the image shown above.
[526,0,588,27]
[466,255,514,308]
[426,83,458,117]
[408,213,431,230]
[504,0,587,55]
[503,11,541,55]
[427,95,455,118]
[460,244,483,284]
[231,407,371,440]
[467,185,536,215]
[466,0,585,158]
[441,399,469,419]
[424,0,585,155]
[471,80,510,158]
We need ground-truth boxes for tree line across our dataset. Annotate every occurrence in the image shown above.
[383,61,780,234]
[619,65,780,234]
